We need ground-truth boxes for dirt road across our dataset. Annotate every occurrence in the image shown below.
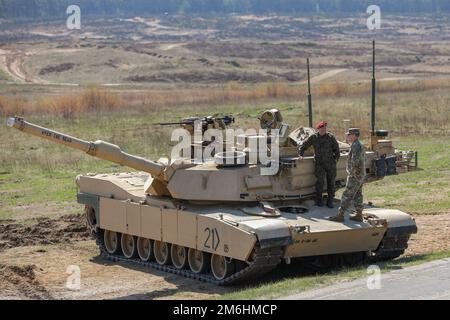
[0,49,79,85]
[0,49,28,83]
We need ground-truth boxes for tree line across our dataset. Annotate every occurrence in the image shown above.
[1,0,450,19]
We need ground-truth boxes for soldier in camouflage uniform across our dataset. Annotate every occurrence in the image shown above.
[299,121,340,208]
[329,128,366,222]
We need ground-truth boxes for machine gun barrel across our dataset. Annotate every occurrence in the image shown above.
[157,115,235,126]
[158,122,186,126]
[7,117,166,179]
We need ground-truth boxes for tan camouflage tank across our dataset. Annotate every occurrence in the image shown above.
[7,109,418,285]
[6,41,417,284]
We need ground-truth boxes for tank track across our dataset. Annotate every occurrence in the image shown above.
[93,230,284,286]
[372,233,413,261]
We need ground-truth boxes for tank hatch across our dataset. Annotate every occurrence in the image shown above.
[241,202,281,217]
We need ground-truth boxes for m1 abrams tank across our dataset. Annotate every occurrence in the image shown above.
[5,42,418,285]
[6,110,418,285]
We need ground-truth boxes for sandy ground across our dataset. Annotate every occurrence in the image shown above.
[0,49,26,83]
[406,212,450,256]
[0,210,448,300]
[0,49,49,84]
[0,213,230,300]
[0,48,80,85]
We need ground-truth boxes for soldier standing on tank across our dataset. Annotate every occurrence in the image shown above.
[329,128,366,222]
[299,121,340,208]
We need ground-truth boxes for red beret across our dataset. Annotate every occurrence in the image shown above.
[316,121,327,129]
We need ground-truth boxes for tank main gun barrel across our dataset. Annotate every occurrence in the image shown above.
[7,117,166,179]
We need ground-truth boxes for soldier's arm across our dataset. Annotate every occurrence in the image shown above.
[299,135,314,156]
[332,136,340,162]
[349,144,363,177]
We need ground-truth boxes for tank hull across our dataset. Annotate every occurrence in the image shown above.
[77,172,417,284]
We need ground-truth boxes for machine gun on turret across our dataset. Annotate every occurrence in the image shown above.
[157,115,235,135]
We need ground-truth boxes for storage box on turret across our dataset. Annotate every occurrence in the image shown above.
[374,139,395,156]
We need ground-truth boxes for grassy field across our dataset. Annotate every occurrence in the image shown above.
[361,136,450,214]
[3,14,450,86]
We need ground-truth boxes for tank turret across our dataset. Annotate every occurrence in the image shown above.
[7,114,347,202]
[7,108,417,203]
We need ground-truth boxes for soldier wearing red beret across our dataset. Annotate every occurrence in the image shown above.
[299,121,340,207]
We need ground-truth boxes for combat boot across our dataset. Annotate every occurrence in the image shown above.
[326,197,334,208]
[316,194,324,207]
[350,212,364,222]
[328,210,344,222]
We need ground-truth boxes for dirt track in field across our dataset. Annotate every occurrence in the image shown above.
[0,264,52,299]
[0,214,90,252]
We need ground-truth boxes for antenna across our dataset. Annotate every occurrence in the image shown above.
[371,40,376,134]
[307,58,313,127]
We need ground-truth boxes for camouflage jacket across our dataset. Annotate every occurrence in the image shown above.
[299,132,340,164]
[347,139,366,180]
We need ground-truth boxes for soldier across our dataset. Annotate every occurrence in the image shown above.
[299,121,340,208]
[329,128,366,222]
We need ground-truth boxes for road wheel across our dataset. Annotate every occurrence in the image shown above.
[170,245,188,269]
[211,254,234,280]
[341,252,366,267]
[104,230,121,255]
[121,234,138,259]
[188,248,210,274]
[306,254,337,272]
[153,241,171,265]
[137,237,154,262]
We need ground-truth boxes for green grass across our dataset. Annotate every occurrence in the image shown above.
[0,69,12,82]
[218,250,450,300]
[359,136,450,214]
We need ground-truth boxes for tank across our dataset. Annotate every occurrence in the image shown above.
[6,113,418,285]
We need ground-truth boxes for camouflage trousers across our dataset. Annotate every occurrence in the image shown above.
[314,161,337,199]
[339,176,364,214]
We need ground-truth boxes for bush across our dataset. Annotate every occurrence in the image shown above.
[1,87,124,118]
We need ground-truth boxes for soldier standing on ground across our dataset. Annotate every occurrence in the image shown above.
[299,121,340,208]
[329,128,366,222]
